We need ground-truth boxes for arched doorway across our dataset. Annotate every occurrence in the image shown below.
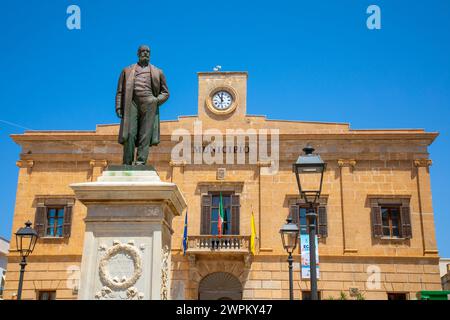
[198,272,242,300]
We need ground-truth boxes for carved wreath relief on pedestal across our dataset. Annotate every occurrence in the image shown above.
[95,240,145,300]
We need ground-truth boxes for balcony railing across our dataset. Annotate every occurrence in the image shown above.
[186,235,251,254]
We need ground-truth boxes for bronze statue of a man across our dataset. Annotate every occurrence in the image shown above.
[115,45,169,165]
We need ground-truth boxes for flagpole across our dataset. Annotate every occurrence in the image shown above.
[182,210,188,255]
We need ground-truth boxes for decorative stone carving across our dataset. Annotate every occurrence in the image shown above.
[414,159,432,167]
[244,254,252,268]
[98,241,143,291]
[89,159,108,170]
[188,254,196,268]
[95,286,116,299]
[216,168,226,180]
[161,245,170,300]
[145,206,162,216]
[169,160,187,167]
[16,160,34,174]
[88,160,108,181]
[126,287,144,300]
[338,159,357,168]
[95,286,144,300]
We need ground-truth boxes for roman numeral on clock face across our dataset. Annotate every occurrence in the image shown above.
[212,91,232,110]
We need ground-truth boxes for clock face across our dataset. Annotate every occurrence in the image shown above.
[212,90,233,110]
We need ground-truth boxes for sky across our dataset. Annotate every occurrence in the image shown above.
[0,1,449,256]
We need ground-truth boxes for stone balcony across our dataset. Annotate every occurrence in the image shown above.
[186,235,251,255]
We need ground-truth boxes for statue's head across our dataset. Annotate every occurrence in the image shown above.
[137,45,150,65]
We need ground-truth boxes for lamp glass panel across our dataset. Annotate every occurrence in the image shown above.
[298,171,323,193]
[22,235,34,256]
[282,231,298,251]
[16,235,31,257]
[15,234,22,252]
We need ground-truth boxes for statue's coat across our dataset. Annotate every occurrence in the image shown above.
[115,63,169,145]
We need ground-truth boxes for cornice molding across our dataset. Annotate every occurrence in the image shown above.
[10,131,439,143]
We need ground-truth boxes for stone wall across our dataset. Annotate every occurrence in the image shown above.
[171,254,441,300]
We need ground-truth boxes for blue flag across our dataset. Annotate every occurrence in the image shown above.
[182,211,188,255]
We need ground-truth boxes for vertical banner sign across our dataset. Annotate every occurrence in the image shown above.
[300,235,320,279]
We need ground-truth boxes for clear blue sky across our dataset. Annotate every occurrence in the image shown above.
[0,1,449,256]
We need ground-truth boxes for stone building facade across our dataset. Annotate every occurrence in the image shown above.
[0,237,9,299]
[3,71,441,300]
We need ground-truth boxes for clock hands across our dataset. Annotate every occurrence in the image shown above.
[213,91,231,109]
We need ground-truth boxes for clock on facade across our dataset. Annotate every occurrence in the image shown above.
[206,87,238,115]
[212,90,233,110]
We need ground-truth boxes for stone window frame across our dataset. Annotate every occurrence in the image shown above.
[34,196,75,239]
[198,182,243,236]
[200,193,240,236]
[369,196,412,240]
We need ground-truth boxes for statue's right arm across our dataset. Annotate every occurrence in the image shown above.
[115,70,125,118]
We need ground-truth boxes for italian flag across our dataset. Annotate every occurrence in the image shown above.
[218,192,225,237]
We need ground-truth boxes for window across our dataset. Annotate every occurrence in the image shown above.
[211,194,230,235]
[371,199,412,239]
[46,207,65,237]
[34,199,74,238]
[381,206,400,237]
[302,291,322,300]
[38,290,56,300]
[289,202,328,238]
[387,292,407,300]
[201,193,240,235]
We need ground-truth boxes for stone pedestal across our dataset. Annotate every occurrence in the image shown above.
[70,167,186,300]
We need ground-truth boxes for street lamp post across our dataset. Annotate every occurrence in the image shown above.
[280,217,299,300]
[14,221,39,300]
[293,144,326,300]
